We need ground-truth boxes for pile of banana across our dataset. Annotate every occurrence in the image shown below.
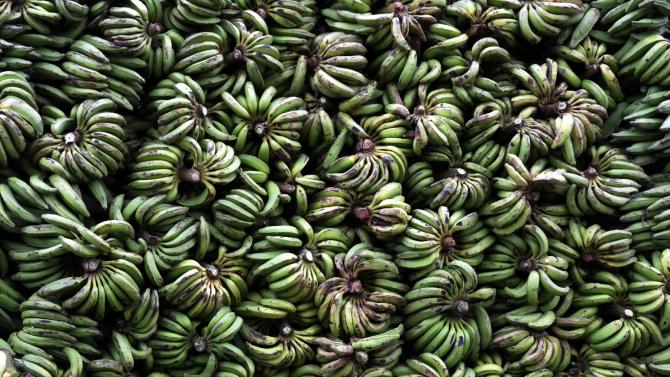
[2,0,670,376]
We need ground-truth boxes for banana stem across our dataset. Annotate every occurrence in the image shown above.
[179,168,201,184]
[81,258,101,273]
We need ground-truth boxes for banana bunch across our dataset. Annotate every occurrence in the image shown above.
[37,256,143,320]
[508,58,607,164]
[491,321,571,374]
[301,94,336,153]
[383,84,464,161]
[464,140,507,173]
[624,357,668,377]
[365,1,442,52]
[620,176,670,252]
[7,28,74,63]
[234,289,297,325]
[13,352,67,377]
[168,352,253,377]
[273,154,325,215]
[550,302,601,341]
[420,162,492,211]
[305,183,410,232]
[335,81,385,119]
[221,82,306,163]
[87,358,137,377]
[502,306,558,332]
[226,0,316,52]
[263,51,305,96]
[402,162,435,205]
[149,309,196,368]
[554,2,602,46]
[499,118,560,171]
[324,113,408,194]
[463,98,553,164]
[0,37,42,78]
[55,0,89,24]
[566,271,662,357]
[234,154,272,196]
[256,364,322,377]
[634,334,670,377]
[558,344,624,377]
[556,219,636,274]
[172,25,230,90]
[234,292,319,361]
[147,309,197,369]
[11,173,94,223]
[370,47,442,88]
[322,0,440,51]
[248,219,352,303]
[554,37,624,108]
[571,270,627,309]
[101,330,153,375]
[144,31,180,82]
[490,0,583,44]
[347,182,410,241]
[596,0,670,39]
[29,98,127,182]
[551,144,648,216]
[164,0,227,32]
[0,278,21,330]
[336,110,413,158]
[446,0,518,47]
[9,293,100,365]
[481,155,567,236]
[404,261,494,366]
[627,249,670,325]
[119,288,159,342]
[201,306,245,359]
[240,321,320,369]
[613,87,670,166]
[0,71,43,168]
[468,351,510,377]
[422,20,469,59]
[148,72,233,144]
[57,35,146,111]
[159,249,252,319]
[315,243,407,338]
[0,0,61,34]
[370,47,442,89]
[319,0,375,31]
[585,306,661,357]
[212,186,265,249]
[109,194,197,287]
[128,137,240,207]
[304,186,361,226]
[442,38,512,104]
[0,36,36,73]
[395,206,494,279]
[618,34,670,88]
[478,224,570,306]
[313,325,404,376]
[302,32,369,99]
[219,20,284,89]
[0,174,60,230]
[5,220,82,289]
[98,0,163,56]
[391,353,448,377]
[173,352,257,377]
[8,211,139,287]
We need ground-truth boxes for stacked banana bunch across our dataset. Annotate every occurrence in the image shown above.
[2,0,670,376]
